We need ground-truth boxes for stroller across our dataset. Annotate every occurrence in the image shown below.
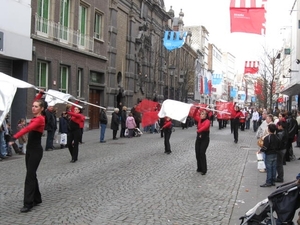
[239,180,300,225]
[133,128,143,137]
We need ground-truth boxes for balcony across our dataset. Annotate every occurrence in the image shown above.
[34,14,94,52]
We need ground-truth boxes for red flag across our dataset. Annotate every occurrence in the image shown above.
[216,101,233,120]
[141,111,159,127]
[188,103,208,117]
[135,99,158,113]
[244,61,259,74]
[230,0,267,35]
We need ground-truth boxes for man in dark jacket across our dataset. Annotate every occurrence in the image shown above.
[285,111,298,162]
[111,108,120,140]
[259,124,280,187]
[99,108,107,143]
[45,105,57,151]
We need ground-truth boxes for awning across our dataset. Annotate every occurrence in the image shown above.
[280,82,300,96]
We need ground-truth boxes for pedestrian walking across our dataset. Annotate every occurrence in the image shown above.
[252,108,259,132]
[193,109,210,175]
[160,116,172,154]
[9,93,46,212]
[66,106,85,163]
[99,108,107,143]
[111,108,120,140]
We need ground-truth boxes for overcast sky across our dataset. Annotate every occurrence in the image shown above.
[163,0,294,73]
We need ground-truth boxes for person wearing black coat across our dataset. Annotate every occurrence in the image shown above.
[285,111,298,162]
[99,108,107,143]
[45,105,57,151]
[276,121,288,182]
[120,106,127,138]
[111,108,120,140]
[59,113,69,149]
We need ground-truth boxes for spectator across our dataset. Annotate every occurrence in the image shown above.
[120,106,127,138]
[111,108,120,140]
[126,112,136,138]
[45,104,56,151]
[99,108,107,143]
[59,113,69,149]
[17,118,27,154]
[259,124,279,187]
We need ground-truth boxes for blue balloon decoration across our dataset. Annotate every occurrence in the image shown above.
[163,31,187,51]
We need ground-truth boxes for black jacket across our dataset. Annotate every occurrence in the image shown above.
[286,117,298,138]
[99,110,107,125]
[110,112,120,130]
[276,129,287,150]
[260,134,279,155]
[45,110,56,131]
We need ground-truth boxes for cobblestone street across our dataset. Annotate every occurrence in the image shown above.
[1,125,300,225]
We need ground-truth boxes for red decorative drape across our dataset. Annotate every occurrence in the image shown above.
[244,61,259,74]
[230,0,267,35]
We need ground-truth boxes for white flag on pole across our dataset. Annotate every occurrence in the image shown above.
[45,89,72,106]
[158,99,193,123]
[0,72,35,126]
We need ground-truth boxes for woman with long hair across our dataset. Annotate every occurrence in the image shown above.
[10,92,46,212]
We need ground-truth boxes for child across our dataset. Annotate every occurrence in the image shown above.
[17,118,27,154]
[259,124,280,187]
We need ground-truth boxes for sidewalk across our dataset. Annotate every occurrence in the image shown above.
[229,130,300,225]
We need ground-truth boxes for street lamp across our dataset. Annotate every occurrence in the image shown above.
[169,65,176,99]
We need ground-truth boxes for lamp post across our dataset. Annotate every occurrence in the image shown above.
[169,65,176,99]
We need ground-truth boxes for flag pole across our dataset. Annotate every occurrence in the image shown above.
[34,87,83,109]
[72,97,106,110]
[197,106,231,115]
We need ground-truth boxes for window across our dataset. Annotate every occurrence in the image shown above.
[78,4,87,46]
[59,0,70,40]
[37,61,48,89]
[37,0,50,34]
[77,68,83,97]
[94,12,103,40]
[90,71,104,84]
[60,66,69,93]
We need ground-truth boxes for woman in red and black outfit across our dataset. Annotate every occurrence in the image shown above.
[66,106,85,163]
[231,103,243,143]
[161,117,173,154]
[193,109,210,175]
[10,92,45,213]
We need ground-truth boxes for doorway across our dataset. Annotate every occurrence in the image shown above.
[88,89,101,129]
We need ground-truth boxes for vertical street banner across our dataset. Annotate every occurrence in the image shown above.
[244,61,259,74]
[230,0,267,35]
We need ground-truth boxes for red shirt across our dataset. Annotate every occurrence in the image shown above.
[197,119,210,133]
[67,111,85,128]
[162,120,172,129]
[13,116,45,139]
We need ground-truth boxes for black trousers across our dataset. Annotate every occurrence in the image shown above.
[195,136,210,173]
[276,149,286,181]
[24,145,43,208]
[233,119,239,142]
[163,129,172,152]
[112,130,118,139]
[67,129,81,161]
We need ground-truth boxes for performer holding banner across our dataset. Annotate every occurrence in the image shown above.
[231,103,243,143]
[9,90,46,213]
[193,108,210,175]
